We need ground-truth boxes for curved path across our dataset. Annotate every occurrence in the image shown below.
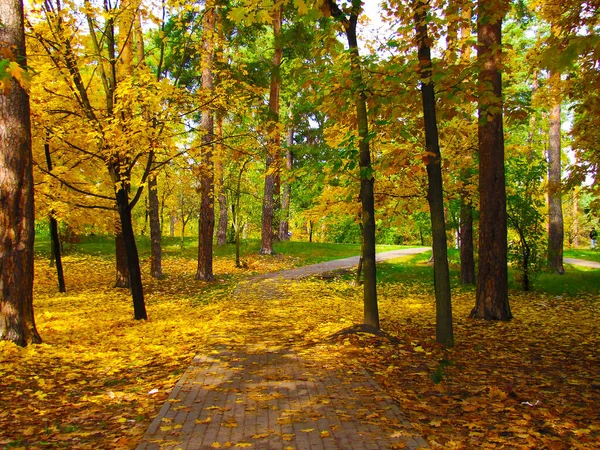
[564,257,600,269]
[136,248,430,450]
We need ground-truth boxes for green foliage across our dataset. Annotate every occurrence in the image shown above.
[506,153,547,291]
[322,216,361,244]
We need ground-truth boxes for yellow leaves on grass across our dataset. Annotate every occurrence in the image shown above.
[2,251,599,450]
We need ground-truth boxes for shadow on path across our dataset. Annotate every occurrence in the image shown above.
[136,248,431,450]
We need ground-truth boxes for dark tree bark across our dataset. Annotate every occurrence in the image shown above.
[196,1,216,281]
[279,126,294,241]
[0,0,42,345]
[414,0,454,347]
[328,0,379,329]
[115,220,130,288]
[547,69,565,274]
[471,0,512,321]
[460,196,475,285]
[260,7,283,255]
[114,181,147,320]
[44,140,66,292]
[148,174,163,278]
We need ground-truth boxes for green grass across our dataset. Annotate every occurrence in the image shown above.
[34,233,419,266]
[564,248,600,263]
[35,233,599,297]
[532,266,600,296]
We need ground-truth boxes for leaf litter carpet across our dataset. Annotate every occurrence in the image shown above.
[136,273,429,450]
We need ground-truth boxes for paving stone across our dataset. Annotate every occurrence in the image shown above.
[136,250,431,450]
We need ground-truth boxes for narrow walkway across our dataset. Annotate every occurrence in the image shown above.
[136,248,430,450]
[564,257,600,269]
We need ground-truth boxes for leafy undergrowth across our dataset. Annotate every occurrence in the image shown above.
[2,253,599,449]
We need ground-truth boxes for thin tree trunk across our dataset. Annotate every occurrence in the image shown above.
[196,0,216,281]
[460,196,475,285]
[414,0,454,347]
[547,69,565,274]
[279,126,294,241]
[44,140,66,292]
[135,7,162,279]
[328,0,379,329]
[235,168,243,268]
[114,182,147,320]
[308,220,313,243]
[260,7,283,255]
[0,0,42,346]
[170,212,176,237]
[471,0,512,321]
[573,188,579,247]
[148,174,163,278]
[216,112,228,246]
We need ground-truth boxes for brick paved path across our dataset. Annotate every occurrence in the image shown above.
[136,249,430,450]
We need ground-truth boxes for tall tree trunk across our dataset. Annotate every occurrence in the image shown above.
[134,6,162,279]
[148,174,163,278]
[547,69,565,274]
[196,1,216,281]
[279,126,294,241]
[459,196,476,285]
[471,0,512,321]
[573,188,579,248]
[0,0,42,346]
[44,140,66,292]
[114,182,147,320]
[216,112,228,246]
[414,0,454,347]
[260,7,283,255]
[328,0,379,329]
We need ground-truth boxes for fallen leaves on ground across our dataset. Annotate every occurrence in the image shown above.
[1,253,599,450]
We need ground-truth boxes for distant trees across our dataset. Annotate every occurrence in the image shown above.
[10,0,600,342]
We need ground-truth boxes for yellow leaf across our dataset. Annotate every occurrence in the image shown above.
[234,444,252,448]
[300,428,314,433]
[320,430,330,437]
[211,443,221,448]
[252,433,269,439]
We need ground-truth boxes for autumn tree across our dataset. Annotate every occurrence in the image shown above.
[26,0,182,320]
[546,28,565,274]
[196,0,217,281]
[260,6,283,255]
[413,0,453,347]
[0,0,42,345]
[470,0,512,321]
[327,0,379,329]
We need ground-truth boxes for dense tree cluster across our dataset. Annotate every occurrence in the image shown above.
[2,0,599,346]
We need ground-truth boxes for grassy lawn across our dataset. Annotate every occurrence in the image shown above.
[564,247,600,262]
[34,233,416,266]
